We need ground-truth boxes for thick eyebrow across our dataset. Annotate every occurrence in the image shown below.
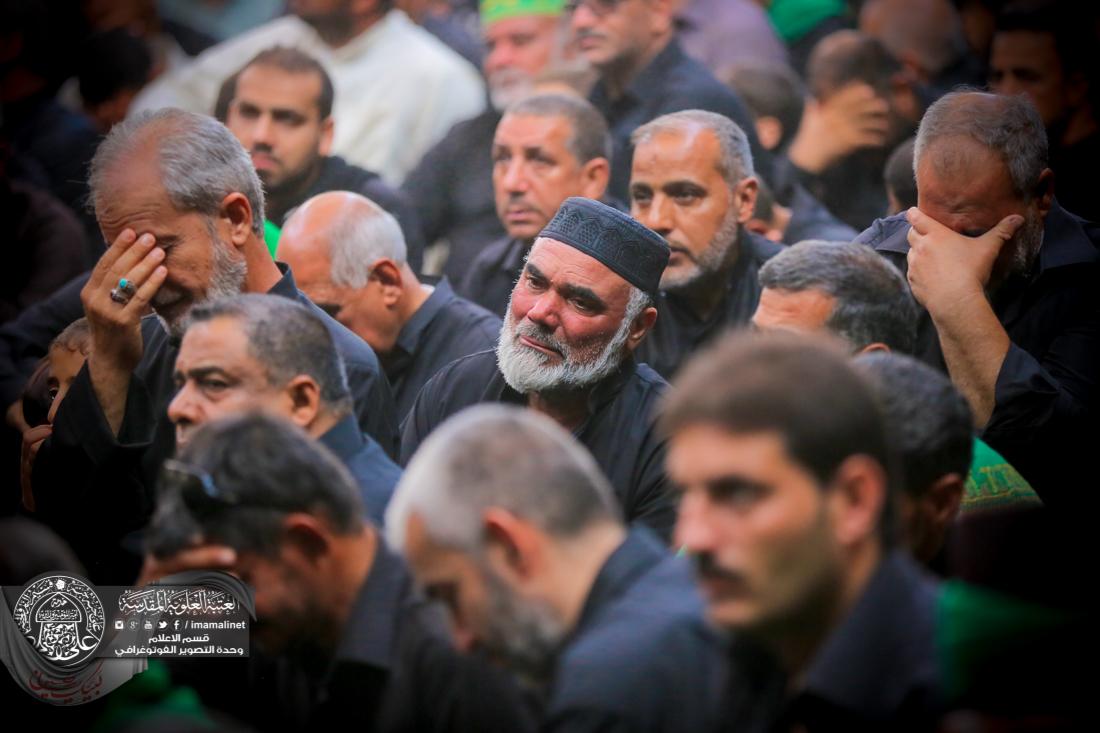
[173,365,234,383]
[662,180,708,197]
[526,262,608,312]
[155,234,181,251]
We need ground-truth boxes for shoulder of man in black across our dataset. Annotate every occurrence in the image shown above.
[318,414,401,527]
[399,349,501,465]
[854,211,911,273]
[401,108,502,244]
[310,156,426,273]
[544,527,726,733]
[455,235,525,316]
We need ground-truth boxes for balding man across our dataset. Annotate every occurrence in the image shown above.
[856,91,1100,511]
[278,192,500,419]
[401,197,677,540]
[28,109,398,582]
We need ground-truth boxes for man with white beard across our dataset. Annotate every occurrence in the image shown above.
[27,109,398,582]
[400,197,677,540]
[402,0,586,281]
[629,110,782,378]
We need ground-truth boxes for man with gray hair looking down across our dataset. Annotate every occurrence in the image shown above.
[401,197,677,540]
[278,191,501,420]
[628,109,781,378]
[388,404,725,731]
[855,90,1100,511]
[26,108,398,582]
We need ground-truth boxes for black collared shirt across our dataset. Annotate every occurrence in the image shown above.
[455,234,527,317]
[637,233,782,379]
[32,265,400,582]
[400,350,677,540]
[401,108,506,281]
[318,414,402,526]
[385,277,501,420]
[544,527,726,732]
[589,39,769,202]
[857,201,1100,510]
[723,552,942,732]
[170,541,535,732]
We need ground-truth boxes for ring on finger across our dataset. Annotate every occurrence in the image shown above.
[118,277,137,296]
[109,288,131,305]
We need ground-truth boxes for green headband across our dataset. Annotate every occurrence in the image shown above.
[480,0,565,26]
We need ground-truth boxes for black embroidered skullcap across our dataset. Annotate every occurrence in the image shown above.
[538,197,670,296]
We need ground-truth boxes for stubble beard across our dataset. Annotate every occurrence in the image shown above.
[660,210,741,295]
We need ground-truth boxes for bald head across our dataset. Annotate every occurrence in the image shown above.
[278,191,407,288]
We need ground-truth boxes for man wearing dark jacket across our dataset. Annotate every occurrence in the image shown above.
[218,46,426,271]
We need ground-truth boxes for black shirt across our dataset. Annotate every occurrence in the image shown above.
[318,415,402,526]
[783,185,859,245]
[637,233,782,379]
[589,39,770,203]
[271,155,427,273]
[401,109,506,282]
[544,527,726,732]
[31,265,400,582]
[724,552,942,732]
[171,540,535,732]
[400,351,677,540]
[455,234,527,317]
[384,277,501,420]
[857,201,1100,511]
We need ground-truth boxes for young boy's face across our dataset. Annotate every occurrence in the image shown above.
[46,347,87,423]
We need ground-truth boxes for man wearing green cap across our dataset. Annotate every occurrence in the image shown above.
[403,0,584,282]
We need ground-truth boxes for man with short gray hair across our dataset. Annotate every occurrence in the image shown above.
[629,109,781,378]
[28,108,398,582]
[388,404,725,732]
[752,239,917,355]
[278,191,501,419]
[166,294,401,525]
[856,90,1100,510]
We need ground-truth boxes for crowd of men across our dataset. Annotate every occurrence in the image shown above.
[0,0,1095,729]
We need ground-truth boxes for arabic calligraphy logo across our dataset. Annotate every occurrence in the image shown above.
[13,576,105,666]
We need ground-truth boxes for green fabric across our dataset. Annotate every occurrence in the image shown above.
[481,0,564,25]
[264,219,281,259]
[936,581,1071,703]
[963,437,1042,513]
[91,660,214,732]
[767,0,846,42]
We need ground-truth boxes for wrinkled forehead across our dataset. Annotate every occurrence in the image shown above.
[526,237,632,299]
[916,136,1019,212]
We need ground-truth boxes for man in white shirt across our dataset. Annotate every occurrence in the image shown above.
[130,0,486,183]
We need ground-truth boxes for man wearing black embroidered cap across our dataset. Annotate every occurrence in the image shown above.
[401,197,678,540]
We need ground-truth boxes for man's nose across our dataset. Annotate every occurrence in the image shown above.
[635,196,674,237]
[501,158,531,193]
[674,491,717,555]
[524,290,562,331]
[167,382,201,426]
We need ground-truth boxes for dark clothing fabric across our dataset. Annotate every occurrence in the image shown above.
[4,96,104,258]
[783,185,859,244]
[544,527,725,732]
[1048,131,1100,223]
[857,202,1100,510]
[30,265,399,581]
[456,235,525,317]
[421,11,484,69]
[0,182,88,325]
[384,277,500,420]
[318,415,401,526]
[401,109,505,281]
[400,351,677,540]
[589,39,772,203]
[724,552,942,732]
[0,271,89,408]
[637,233,782,379]
[774,148,889,232]
[268,155,426,273]
[171,541,535,732]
